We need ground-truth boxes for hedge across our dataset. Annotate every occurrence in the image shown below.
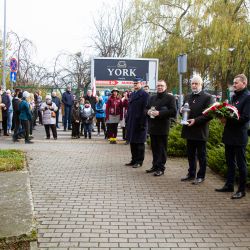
[167,119,250,184]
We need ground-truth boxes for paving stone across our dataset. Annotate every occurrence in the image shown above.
[1,125,250,249]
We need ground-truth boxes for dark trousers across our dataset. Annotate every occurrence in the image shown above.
[107,123,118,138]
[20,120,30,142]
[122,127,127,140]
[130,143,145,165]
[150,134,168,172]
[44,124,57,139]
[55,111,59,128]
[2,116,8,135]
[225,144,247,192]
[63,105,72,129]
[13,115,21,139]
[72,121,80,137]
[84,123,92,138]
[186,140,207,179]
[38,110,43,125]
[96,118,106,134]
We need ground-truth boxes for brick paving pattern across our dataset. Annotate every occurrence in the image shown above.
[1,125,250,249]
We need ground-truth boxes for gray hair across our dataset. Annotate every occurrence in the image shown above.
[191,75,203,85]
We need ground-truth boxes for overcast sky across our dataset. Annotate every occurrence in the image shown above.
[1,0,114,67]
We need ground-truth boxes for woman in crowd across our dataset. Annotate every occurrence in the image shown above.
[105,88,123,144]
[95,96,106,137]
[40,95,58,140]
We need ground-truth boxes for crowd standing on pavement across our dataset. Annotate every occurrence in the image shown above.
[0,73,249,199]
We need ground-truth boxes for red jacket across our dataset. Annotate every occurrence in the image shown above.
[106,96,123,120]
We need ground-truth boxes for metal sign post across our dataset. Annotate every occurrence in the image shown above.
[177,54,187,108]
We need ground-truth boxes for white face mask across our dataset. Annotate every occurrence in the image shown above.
[46,100,52,105]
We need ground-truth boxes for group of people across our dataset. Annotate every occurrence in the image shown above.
[124,74,250,200]
[1,73,249,200]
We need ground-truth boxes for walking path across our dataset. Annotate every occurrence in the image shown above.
[1,125,250,250]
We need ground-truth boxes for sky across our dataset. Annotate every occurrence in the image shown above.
[0,0,114,68]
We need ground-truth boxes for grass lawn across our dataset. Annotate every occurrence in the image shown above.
[0,149,25,171]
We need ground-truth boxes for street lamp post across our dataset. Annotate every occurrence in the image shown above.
[2,0,7,90]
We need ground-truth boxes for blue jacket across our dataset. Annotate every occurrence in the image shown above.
[19,99,32,121]
[62,91,74,106]
[95,100,106,119]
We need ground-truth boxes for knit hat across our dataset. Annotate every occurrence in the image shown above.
[22,91,30,99]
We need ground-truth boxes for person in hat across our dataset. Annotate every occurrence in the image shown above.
[40,95,58,140]
[105,88,123,144]
[125,77,149,167]
[71,99,81,139]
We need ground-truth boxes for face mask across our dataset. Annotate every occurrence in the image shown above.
[46,100,52,105]
[85,104,90,108]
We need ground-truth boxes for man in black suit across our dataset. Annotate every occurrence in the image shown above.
[181,75,213,184]
[215,74,250,199]
[145,80,177,176]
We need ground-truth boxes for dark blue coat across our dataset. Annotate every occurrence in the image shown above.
[62,91,74,107]
[126,88,149,143]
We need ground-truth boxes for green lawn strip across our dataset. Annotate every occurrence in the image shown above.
[0,150,25,172]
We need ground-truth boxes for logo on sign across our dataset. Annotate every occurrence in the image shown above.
[10,58,18,72]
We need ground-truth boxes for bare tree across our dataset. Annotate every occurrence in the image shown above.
[91,0,133,57]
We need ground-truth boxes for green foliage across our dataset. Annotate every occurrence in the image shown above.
[167,124,187,157]
[0,150,25,172]
[167,119,250,184]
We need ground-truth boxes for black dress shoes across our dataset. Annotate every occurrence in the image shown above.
[154,170,164,176]
[231,191,246,199]
[132,163,142,168]
[192,178,204,185]
[146,168,156,173]
[125,162,135,166]
[215,185,234,192]
[181,175,195,181]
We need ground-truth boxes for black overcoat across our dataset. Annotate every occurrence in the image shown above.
[126,88,149,143]
[223,88,250,146]
[146,92,177,135]
[181,91,213,141]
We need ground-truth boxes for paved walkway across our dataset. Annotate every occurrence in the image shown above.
[1,125,250,250]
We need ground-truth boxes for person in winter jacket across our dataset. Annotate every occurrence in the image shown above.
[71,100,81,139]
[180,75,213,184]
[40,95,58,140]
[105,88,123,144]
[17,91,33,144]
[215,74,250,199]
[81,100,95,139]
[120,91,129,142]
[52,92,61,128]
[62,85,74,131]
[95,96,106,137]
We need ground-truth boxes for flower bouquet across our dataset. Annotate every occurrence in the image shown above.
[202,102,239,120]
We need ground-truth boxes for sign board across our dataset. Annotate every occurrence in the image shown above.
[177,54,187,74]
[91,57,158,90]
[10,58,18,72]
[10,71,17,82]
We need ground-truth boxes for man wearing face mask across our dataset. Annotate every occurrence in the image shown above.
[62,85,74,131]
[180,75,213,184]
[145,80,177,176]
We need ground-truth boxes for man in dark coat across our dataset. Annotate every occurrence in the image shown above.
[1,90,11,136]
[62,85,74,131]
[145,80,177,176]
[125,77,149,168]
[215,74,250,199]
[181,75,213,184]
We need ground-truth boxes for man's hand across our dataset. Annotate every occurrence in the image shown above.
[151,110,160,117]
[187,119,195,126]
[220,117,226,125]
